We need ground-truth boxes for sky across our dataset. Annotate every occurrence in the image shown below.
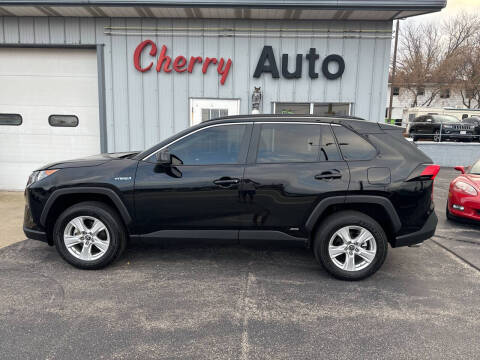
[406,0,480,24]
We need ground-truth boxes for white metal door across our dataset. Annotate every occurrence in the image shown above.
[0,48,100,190]
[190,98,240,126]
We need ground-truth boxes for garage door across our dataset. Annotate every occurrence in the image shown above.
[0,48,100,190]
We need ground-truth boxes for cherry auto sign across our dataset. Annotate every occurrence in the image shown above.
[133,41,345,85]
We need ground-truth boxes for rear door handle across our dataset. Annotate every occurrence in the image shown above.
[315,170,342,180]
[213,177,240,187]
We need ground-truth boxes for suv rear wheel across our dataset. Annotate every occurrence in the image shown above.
[53,201,127,269]
[313,211,388,280]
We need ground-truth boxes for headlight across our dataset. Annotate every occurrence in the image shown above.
[27,169,59,187]
[454,181,478,196]
[443,125,453,129]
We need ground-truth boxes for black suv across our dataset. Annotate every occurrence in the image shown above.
[461,117,480,141]
[409,114,475,142]
[24,115,439,280]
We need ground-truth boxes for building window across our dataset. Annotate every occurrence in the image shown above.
[392,87,400,96]
[201,108,228,121]
[417,86,425,96]
[440,88,450,99]
[49,115,79,127]
[0,114,22,126]
[274,103,311,115]
[273,102,350,116]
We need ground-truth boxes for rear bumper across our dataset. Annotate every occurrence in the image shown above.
[23,226,48,243]
[391,211,438,248]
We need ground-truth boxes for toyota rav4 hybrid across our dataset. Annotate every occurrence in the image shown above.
[23,115,440,280]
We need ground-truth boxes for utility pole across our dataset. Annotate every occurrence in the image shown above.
[388,19,400,121]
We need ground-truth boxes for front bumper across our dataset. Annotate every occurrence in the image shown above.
[391,211,438,248]
[23,189,50,244]
[448,193,480,222]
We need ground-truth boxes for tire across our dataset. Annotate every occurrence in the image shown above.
[53,201,127,269]
[410,130,417,141]
[433,130,441,142]
[446,203,454,221]
[313,211,388,281]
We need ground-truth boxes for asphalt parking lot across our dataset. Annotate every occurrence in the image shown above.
[1,168,480,360]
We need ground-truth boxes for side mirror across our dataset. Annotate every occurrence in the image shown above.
[454,166,466,174]
[155,149,172,165]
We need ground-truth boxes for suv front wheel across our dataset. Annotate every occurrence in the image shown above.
[53,201,127,269]
[313,211,388,280]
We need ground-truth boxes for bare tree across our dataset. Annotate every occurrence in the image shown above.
[393,11,480,109]
[395,23,443,107]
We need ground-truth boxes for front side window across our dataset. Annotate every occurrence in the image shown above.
[167,124,247,165]
[331,125,377,161]
[0,114,22,126]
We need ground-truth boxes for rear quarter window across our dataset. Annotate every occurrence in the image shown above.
[331,125,377,161]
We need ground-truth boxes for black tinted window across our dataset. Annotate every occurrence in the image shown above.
[0,114,22,126]
[320,126,342,161]
[332,125,377,161]
[167,124,246,165]
[257,124,320,163]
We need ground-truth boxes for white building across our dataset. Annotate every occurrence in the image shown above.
[386,83,474,123]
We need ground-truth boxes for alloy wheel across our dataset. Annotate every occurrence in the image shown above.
[328,225,377,272]
[63,216,110,261]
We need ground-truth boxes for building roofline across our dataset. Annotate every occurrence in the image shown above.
[0,0,447,11]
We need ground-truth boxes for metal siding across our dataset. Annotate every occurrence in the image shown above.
[80,17,96,44]
[110,17,130,150]
[172,18,189,133]
[33,17,49,44]
[232,19,250,115]
[126,17,144,150]
[4,17,20,43]
[49,16,65,43]
[294,21,312,103]
[0,16,393,152]
[262,19,282,112]
[95,17,116,151]
[353,21,376,120]
[156,18,174,139]
[19,17,34,43]
[0,18,4,42]
[65,17,80,44]
[217,17,234,99]
[141,17,159,148]
[187,18,205,100]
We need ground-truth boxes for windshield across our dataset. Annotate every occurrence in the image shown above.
[469,160,480,175]
[432,115,459,123]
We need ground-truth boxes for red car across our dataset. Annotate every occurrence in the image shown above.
[447,160,480,222]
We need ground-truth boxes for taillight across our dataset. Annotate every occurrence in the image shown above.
[406,164,440,202]
[419,165,441,180]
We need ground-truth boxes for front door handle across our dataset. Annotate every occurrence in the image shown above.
[213,177,240,187]
[315,170,342,180]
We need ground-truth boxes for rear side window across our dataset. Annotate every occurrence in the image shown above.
[331,125,377,161]
[256,124,342,163]
[0,114,22,126]
[256,124,320,163]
